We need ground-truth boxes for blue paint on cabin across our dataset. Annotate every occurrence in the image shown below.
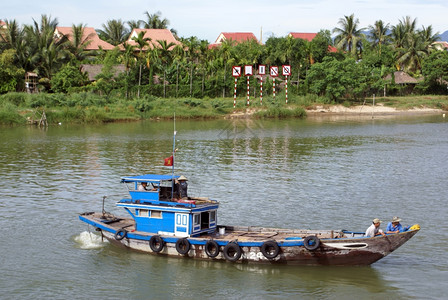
[118,174,219,237]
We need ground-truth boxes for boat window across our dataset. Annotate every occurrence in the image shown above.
[210,211,216,222]
[201,211,210,229]
[139,209,149,217]
[150,210,162,219]
[193,214,200,226]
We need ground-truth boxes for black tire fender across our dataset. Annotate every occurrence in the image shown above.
[223,242,242,262]
[204,240,220,258]
[149,235,165,253]
[261,241,280,259]
[114,229,127,240]
[303,236,320,251]
[175,238,191,255]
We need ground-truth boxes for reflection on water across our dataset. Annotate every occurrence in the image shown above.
[0,115,447,299]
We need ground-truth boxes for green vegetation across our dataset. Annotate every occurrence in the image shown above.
[1,12,448,125]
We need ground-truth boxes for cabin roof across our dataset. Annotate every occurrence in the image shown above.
[121,174,180,183]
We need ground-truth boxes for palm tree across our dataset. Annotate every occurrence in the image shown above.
[132,31,151,98]
[24,15,69,81]
[419,25,439,52]
[127,20,142,31]
[156,40,176,97]
[0,19,32,71]
[218,39,234,97]
[120,42,136,98]
[65,24,95,63]
[142,11,169,29]
[184,36,200,96]
[97,19,129,46]
[333,14,365,55]
[368,20,391,55]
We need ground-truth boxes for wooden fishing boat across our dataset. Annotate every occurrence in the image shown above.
[79,174,419,266]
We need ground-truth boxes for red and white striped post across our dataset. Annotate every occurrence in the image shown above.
[282,65,291,104]
[273,78,276,100]
[232,66,241,109]
[233,77,237,109]
[258,65,265,105]
[246,76,250,106]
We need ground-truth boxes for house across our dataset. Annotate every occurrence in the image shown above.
[288,32,317,41]
[209,32,259,48]
[55,27,115,50]
[124,28,181,50]
[432,41,448,51]
[0,20,6,29]
[288,32,338,53]
[80,64,126,81]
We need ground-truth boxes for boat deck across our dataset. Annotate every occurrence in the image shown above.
[82,212,345,241]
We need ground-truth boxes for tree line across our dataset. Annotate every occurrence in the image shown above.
[1,12,448,102]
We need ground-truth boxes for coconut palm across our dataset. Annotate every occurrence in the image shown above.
[142,11,169,29]
[156,39,176,97]
[333,14,365,55]
[368,20,391,55]
[132,31,151,98]
[24,15,69,80]
[65,24,95,63]
[97,19,129,46]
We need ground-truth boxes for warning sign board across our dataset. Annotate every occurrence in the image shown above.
[282,65,291,76]
[258,65,266,75]
[244,65,253,76]
[270,66,279,77]
[232,66,241,77]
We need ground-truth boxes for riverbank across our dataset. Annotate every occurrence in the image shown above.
[1,92,447,125]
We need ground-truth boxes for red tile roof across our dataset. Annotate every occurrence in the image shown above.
[288,32,317,41]
[125,29,181,50]
[214,32,258,44]
[0,20,6,28]
[55,27,115,50]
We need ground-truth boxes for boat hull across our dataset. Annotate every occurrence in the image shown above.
[80,212,419,266]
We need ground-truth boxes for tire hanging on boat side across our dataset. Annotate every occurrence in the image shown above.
[303,236,320,251]
[204,240,220,258]
[223,242,242,261]
[175,238,191,255]
[149,235,165,252]
[261,241,280,259]
[114,229,127,240]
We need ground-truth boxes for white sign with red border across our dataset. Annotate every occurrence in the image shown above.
[244,65,253,76]
[282,65,291,76]
[232,66,241,77]
[258,65,266,75]
[270,66,279,77]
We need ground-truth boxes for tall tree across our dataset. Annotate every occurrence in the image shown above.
[368,20,391,55]
[132,31,151,98]
[65,24,94,63]
[97,19,129,46]
[333,14,365,56]
[156,40,176,97]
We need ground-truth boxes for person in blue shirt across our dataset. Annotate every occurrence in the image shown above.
[386,216,403,234]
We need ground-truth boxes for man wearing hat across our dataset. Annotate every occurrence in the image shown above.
[177,175,188,199]
[365,218,386,237]
[386,216,403,234]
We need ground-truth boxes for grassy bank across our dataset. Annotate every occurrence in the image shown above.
[1,92,447,125]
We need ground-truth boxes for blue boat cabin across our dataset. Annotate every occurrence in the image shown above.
[117,174,219,237]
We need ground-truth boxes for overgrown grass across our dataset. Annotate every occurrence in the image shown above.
[1,92,447,125]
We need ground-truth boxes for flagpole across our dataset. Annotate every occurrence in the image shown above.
[171,112,176,199]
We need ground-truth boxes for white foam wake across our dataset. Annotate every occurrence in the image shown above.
[74,231,108,249]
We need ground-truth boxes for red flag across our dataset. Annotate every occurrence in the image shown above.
[164,155,173,166]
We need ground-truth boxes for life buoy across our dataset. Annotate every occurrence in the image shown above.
[205,240,220,258]
[261,241,280,259]
[114,229,127,240]
[303,236,320,251]
[149,235,165,252]
[175,238,191,255]
[223,242,242,261]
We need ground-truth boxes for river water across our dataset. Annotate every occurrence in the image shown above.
[1,114,447,299]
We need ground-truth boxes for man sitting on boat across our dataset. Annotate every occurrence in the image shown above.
[177,175,188,199]
[138,182,148,191]
[386,216,405,234]
[365,218,386,237]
